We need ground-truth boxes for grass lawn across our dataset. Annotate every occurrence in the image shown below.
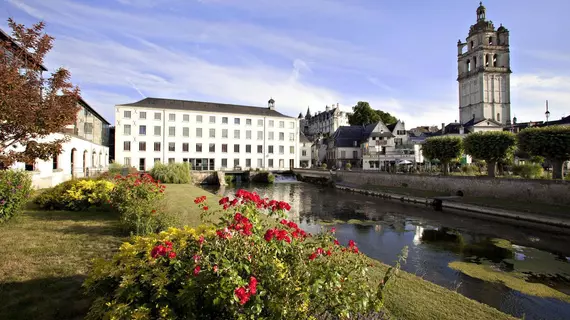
[0,183,516,320]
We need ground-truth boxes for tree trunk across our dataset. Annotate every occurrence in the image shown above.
[552,159,564,179]
[497,162,504,176]
[442,162,449,176]
[487,161,496,177]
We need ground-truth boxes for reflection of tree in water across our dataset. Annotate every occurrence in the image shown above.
[353,223,373,235]
[421,228,514,262]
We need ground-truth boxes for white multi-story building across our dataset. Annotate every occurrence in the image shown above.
[299,132,311,168]
[114,98,300,171]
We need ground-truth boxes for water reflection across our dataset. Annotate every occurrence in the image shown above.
[202,182,570,320]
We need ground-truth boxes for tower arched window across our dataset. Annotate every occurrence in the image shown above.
[485,54,490,67]
[466,59,471,72]
[488,37,493,45]
[492,54,498,67]
[470,41,474,50]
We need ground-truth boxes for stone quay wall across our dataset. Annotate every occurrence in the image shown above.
[335,171,570,205]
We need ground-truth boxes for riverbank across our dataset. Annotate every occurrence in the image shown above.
[0,184,515,320]
[335,183,570,229]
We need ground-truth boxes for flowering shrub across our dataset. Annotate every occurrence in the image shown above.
[109,173,173,235]
[84,189,406,319]
[0,169,32,223]
[35,178,114,211]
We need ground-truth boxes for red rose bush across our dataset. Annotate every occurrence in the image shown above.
[84,189,405,319]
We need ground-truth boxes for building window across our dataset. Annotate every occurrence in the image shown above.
[222,117,228,124]
[169,113,176,121]
[234,159,240,167]
[139,141,146,151]
[168,158,175,164]
[257,159,262,168]
[257,119,263,127]
[222,129,228,138]
[279,121,284,128]
[183,143,189,152]
[196,115,203,123]
[168,142,176,152]
[497,113,501,122]
[289,121,294,129]
[269,120,274,127]
[246,145,251,153]
[257,145,263,153]
[302,150,307,156]
[209,128,215,138]
[196,143,202,152]
[209,116,216,124]
[52,154,58,170]
[341,151,346,158]
[246,159,251,167]
[154,126,161,136]
[234,130,240,139]
[154,142,161,151]
[169,126,176,136]
[234,118,240,125]
[139,158,146,171]
[246,119,252,126]
[279,132,284,141]
[222,144,228,153]
[268,159,274,168]
[289,133,294,141]
[124,110,131,118]
[139,111,146,119]
[353,151,358,159]
[139,125,146,135]
[279,159,284,168]
[123,141,131,151]
[268,146,274,154]
[289,146,294,154]
[246,130,252,139]
[183,114,189,122]
[154,112,161,120]
[124,124,131,135]
[234,144,240,153]
[493,54,498,67]
[279,146,284,154]
[257,131,263,140]
[268,132,274,140]
[209,143,215,152]
[221,159,228,168]
[84,122,93,134]
[196,128,202,138]
[124,157,131,167]
[183,127,189,137]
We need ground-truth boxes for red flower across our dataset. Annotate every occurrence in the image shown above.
[234,286,249,305]
[280,219,288,225]
[309,253,317,261]
[316,247,324,255]
[193,265,201,276]
[203,206,209,211]
[249,276,258,295]
[352,247,359,254]
[330,227,336,233]
[193,255,201,263]
[199,235,205,245]
[287,221,298,229]
[168,251,176,259]
[264,229,275,242]
[348,240,356,248]
[334,239,340,246]
[213,265,219,273]
[326,250,332,256]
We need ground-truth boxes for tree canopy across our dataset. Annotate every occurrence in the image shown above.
[464,131,516,177]
[0,18,80,167]
[517,126,570,179]
[348,101,398,126]
[421,136,463,175]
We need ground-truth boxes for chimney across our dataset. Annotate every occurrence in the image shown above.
[441,122,445,134]
[325,105,330,111]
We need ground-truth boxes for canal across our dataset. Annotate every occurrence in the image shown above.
[201,181,570,320]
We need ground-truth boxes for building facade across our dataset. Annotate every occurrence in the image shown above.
[300,104,350,140]
[114,98,300,171]
[457,2,511,126]
[299,132,312,168]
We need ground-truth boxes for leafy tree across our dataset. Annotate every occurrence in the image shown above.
[0,18,80,167]
[463,131,516,177]
[348,101,380,126]
[517,126,570,179]
[422,136,463,175]
[375,110,397,125]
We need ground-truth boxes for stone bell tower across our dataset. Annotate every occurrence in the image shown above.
[457,2,512,126]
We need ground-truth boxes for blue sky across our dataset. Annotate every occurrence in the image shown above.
[1,0,569,128]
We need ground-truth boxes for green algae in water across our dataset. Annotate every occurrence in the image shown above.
[449,261,570,303]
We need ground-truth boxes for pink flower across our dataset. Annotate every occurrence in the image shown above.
[330,227,336,233]
[213,265,219,273]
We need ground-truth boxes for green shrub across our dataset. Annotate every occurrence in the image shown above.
[150,162,191,184]
[84,190,407,319]
[110,173,174,235]
[460,164,478,175]
[512,163,544,179]
[0,170,32,223]
[34,178,114,211]
[267,173,275,184]
[321,163,327,170]
[345,163,352,170]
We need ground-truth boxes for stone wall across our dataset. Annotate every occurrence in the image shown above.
[330,171,570,205]
[190,171,219,185]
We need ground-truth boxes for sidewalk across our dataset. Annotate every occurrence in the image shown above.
[336,183,570,229]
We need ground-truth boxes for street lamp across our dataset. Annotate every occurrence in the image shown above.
[545,100,550,124]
